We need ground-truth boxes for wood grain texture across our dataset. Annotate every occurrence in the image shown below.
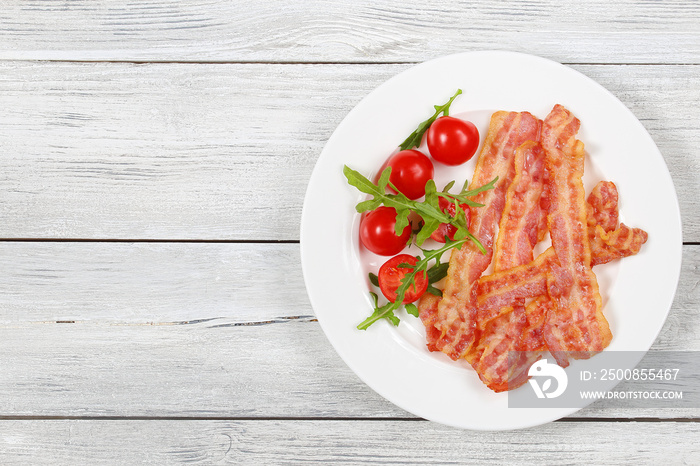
[0,242,310,323]
[0,318,697,420]
[0,62,697,240]
[0,243,696,327]
[0,419,698,464]
[1,0,698,457]
[0,243,696,418]
[1,0,700,64]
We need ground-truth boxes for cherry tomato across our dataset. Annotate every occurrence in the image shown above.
[359,206,411,256]
[427,116,479,166]
[382,150,434,200]
[430,196,470,243]
[378,254,428,304]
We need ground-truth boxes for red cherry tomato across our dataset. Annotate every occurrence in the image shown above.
[427,116,479,166]
[430,196,470,243]
[359,206,411,256]
[382,150,434,200]
[378,254,428,304]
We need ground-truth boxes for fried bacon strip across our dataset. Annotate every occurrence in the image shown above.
[469,141,547,390]
[474,182,648,315]
[469,306,528,391]
[418,293,441,352]
[590,224,648,267]
[475,139,548,323]
[586,182,648,264]
[423,111,542,360]
[541,104,611,367]
[587,181,619,233]
[493,140,547,271]
[520,296,550,353]
[418,105,648,390]
[475,250,554,319]
[471,296,553,392]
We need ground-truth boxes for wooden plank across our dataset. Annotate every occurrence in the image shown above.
[0,62,697,240]
[0,242,310,323]
[1,1,700,64]
[0,319,697,420]
[0,419,698,464]
[0,242,697,327]
[0,319,399,418]
[0,243,696,418]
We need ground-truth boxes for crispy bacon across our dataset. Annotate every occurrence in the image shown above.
[471,297,551,392]
[587,181,619,233]
[474,179,648,315]
[541,104,611,367]
[520,296,550,353]
[470,306,527,391]
[417,293,441,352]
[428,111,542,360]
[475,221,649,315]
[493,140,547,271]
[590,223,649,267]
[475,249,555,318]
[469,141,548,390]
[417,105,648,391]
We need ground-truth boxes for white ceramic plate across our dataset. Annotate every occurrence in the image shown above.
[299,51,682,430]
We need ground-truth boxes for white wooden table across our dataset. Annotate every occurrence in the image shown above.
[1,1,698,463]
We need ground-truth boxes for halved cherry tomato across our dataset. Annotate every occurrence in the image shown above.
[381,149,434,200]
[430,196,470,243]
[359,206,411,256]
[427,116,479,166]
[378,254,428,304]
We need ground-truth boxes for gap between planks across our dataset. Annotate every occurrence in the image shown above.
[0,238,300,244]
[1,59,700,66]
[25,315,317,327]
[0,239,697,246]
[0,415,695,422]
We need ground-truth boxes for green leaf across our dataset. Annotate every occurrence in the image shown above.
[377,166,392,191]
[398,89,463,151]
[437,176,498,208]
[368,273,379,287]
[427,262,450,283]
[442,180,456,193]
[355,198,382,213]
[405,303,419,317]
[423,179,439,208]
[415,218,441,246]
[418,236,469,268]
[357,294,401,330]
[343,165,382,197]
[464,176,499,196]
[394,207,411,236]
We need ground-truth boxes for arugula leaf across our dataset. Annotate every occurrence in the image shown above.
[437,176,499,208]
[427,261,449,283]
[399,89,463,151]
[405,303,419,317]
[359,293,402,330]
[344,165,493,255]
[368,272,379,287]
[344,165,488,249]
